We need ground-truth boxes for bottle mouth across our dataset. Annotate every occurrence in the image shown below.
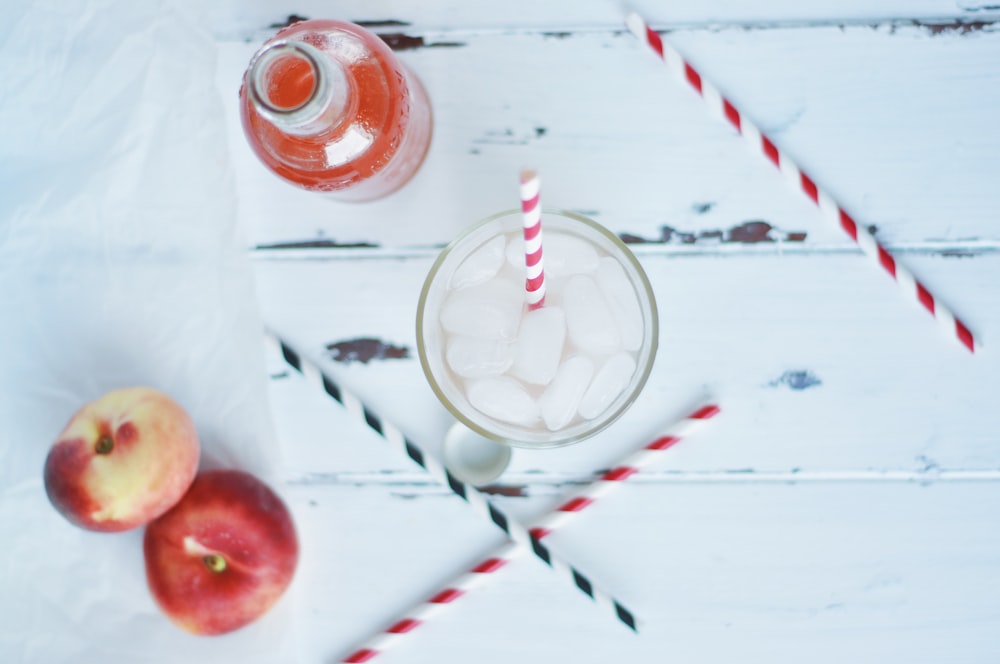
[248,41,326,120]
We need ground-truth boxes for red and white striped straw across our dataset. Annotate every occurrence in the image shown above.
[520,169,546,310]
[339,403,721,663]
[625,13,979,354]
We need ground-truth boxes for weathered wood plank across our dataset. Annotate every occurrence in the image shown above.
[287,481,1000,663]
[257,250,999,477]
[219,26,1000,250]
[185,0,1000,37]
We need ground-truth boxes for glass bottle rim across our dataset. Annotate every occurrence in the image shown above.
[247,40,332,128]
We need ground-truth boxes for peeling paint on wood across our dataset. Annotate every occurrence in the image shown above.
[768,370,823,390]
[472,126,548,147]
[378,33,466,51]
[269,14,308,29]
[256,239,379,250]
[641,16,1000,35]
[620,220,808,245]
[353,19,412,28]
[326,338,411,364]
[857,18,1000,35]
[728,221,780,243]
[479,485,528,497]
[913,19,998,35]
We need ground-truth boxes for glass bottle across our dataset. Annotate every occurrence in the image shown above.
[239,20,433,202]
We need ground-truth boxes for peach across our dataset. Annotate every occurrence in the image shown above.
[143,469,299,635]
[43,387,200,532]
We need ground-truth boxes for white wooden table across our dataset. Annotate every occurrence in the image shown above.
[4,0,1000,662]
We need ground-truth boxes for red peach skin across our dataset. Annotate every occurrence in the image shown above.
[44,387,200,532]
[143,469,299,635]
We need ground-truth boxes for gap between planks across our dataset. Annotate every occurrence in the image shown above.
[288,469,1000,492]
[249,241,1000,262]
[219,15,1000,44]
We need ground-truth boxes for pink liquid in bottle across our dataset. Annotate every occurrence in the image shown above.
[240,20,433,202]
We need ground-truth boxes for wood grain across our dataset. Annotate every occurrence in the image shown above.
[230,6,1000,661]
[288,481,1000,663]
[258,251,998,479]
[219,25,1000,250]
[185,1,1000,37]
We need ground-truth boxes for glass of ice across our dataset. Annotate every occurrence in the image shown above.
[417,210,658,448]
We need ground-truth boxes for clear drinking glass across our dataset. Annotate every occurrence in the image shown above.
[417,210,658,448]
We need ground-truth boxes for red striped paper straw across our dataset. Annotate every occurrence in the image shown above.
[625,12,979,353]
[340,403,721,663]
[520,169,546,310]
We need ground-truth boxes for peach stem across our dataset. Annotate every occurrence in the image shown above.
[202,554,227,573]
[95,436,113,454]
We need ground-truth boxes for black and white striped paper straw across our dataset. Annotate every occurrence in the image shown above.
[264,329,640,633]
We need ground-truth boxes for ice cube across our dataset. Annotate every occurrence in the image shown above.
[450,234,506,289]
[509,307,566,385]
[578,352,636,420]
[505,235,527,269]
[506,231,599,278]
[538,356,595,431]
[446,335,515,378]
[562,275,621,355]
[596,257,644,352]
[440,278,523,341]
[467,377,541,426]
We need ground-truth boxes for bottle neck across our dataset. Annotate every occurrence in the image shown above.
[247,40,350,137]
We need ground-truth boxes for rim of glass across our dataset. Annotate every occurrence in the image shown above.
[248,40,328,122]
[416,208,659,449]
